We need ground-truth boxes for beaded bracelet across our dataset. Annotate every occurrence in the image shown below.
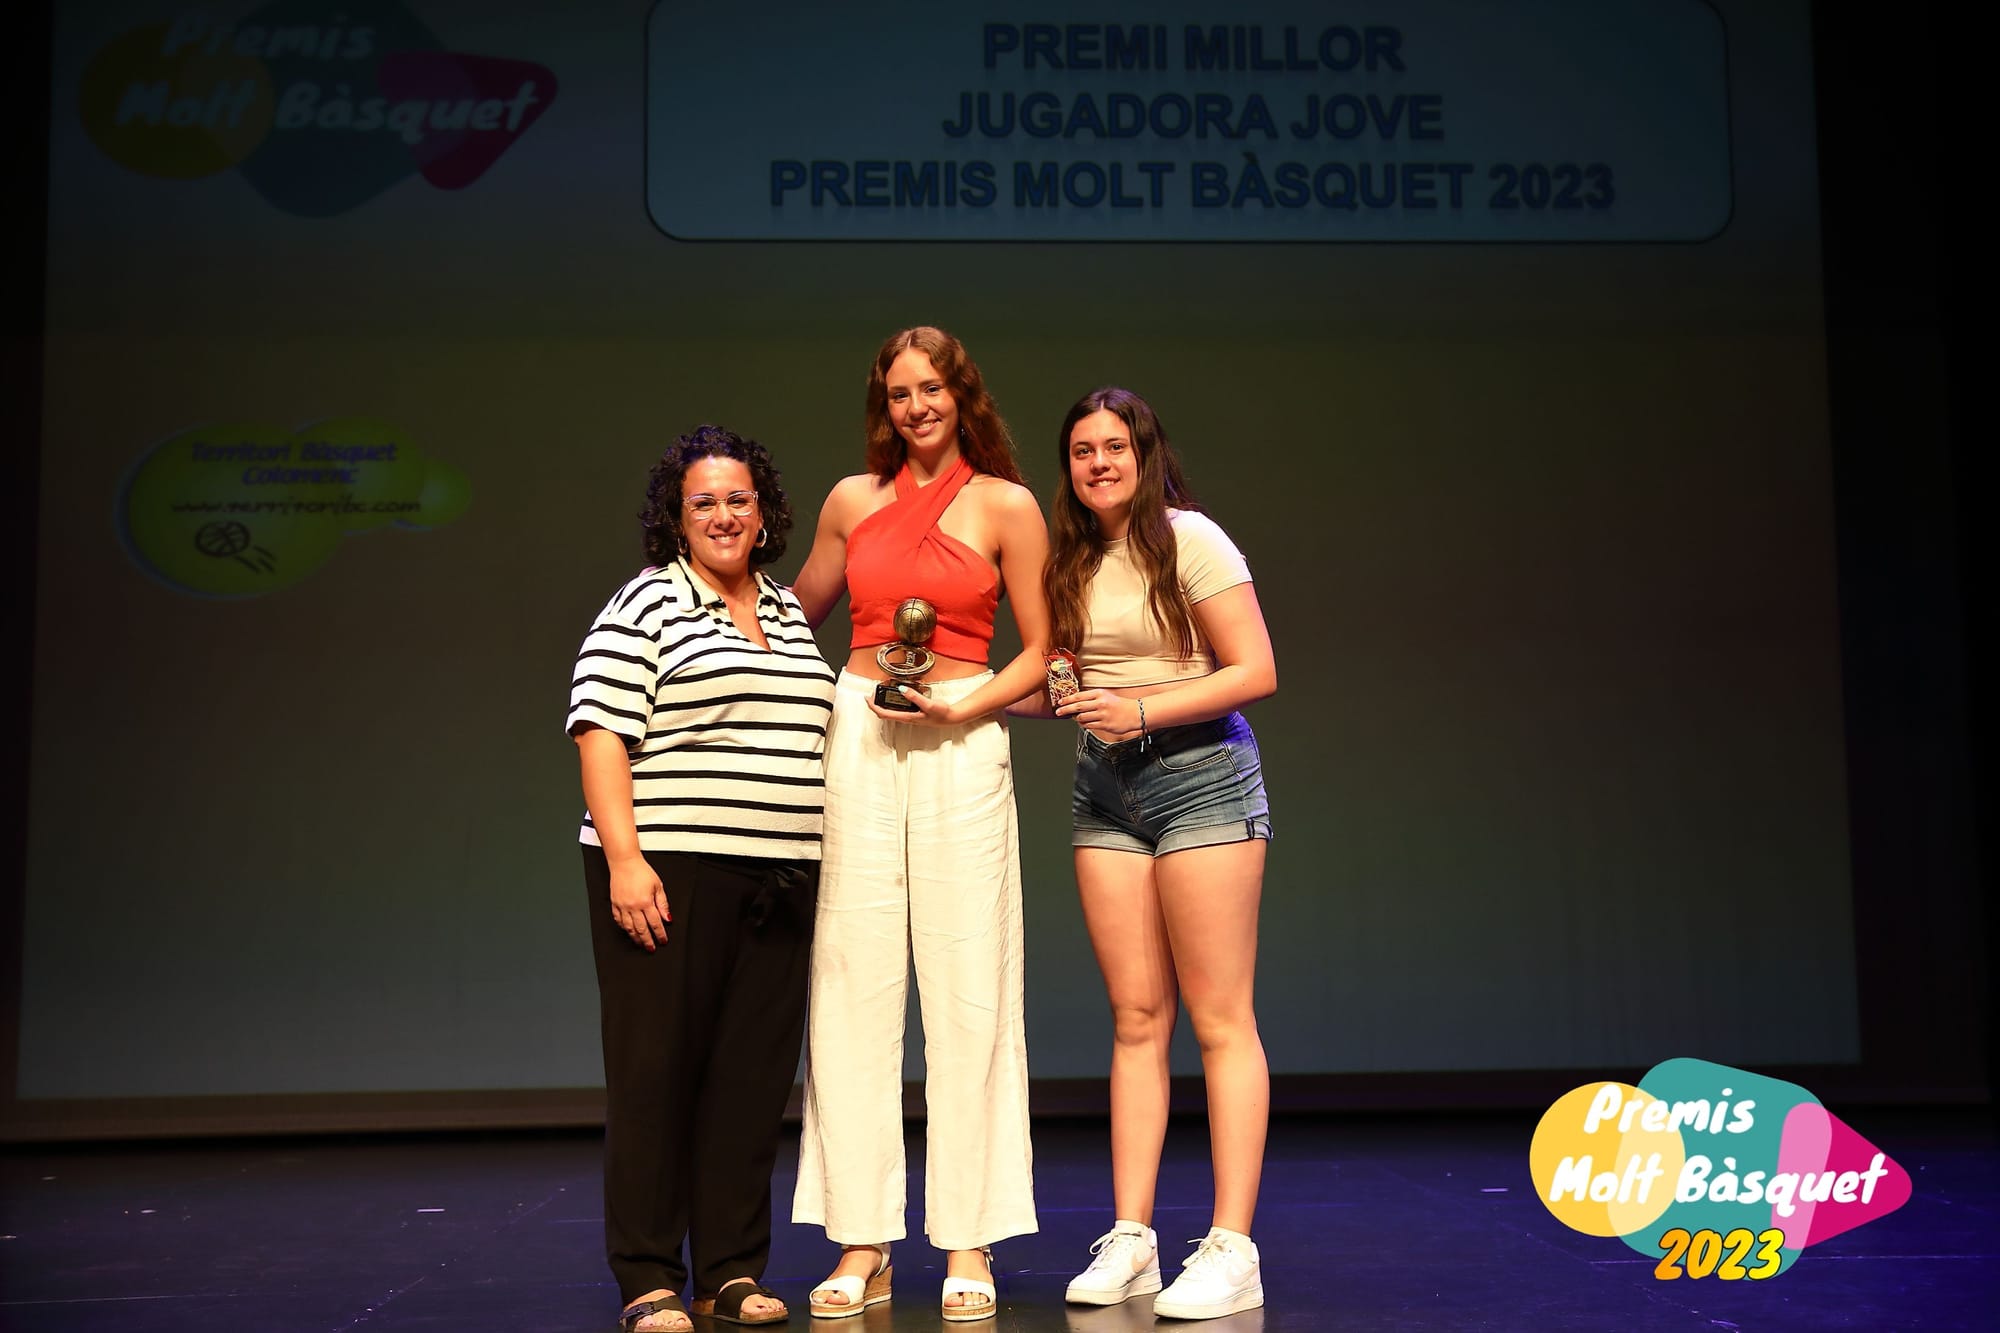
[1137,697,1150,748]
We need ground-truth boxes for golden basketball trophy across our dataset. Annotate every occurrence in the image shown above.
[874,597,937,712]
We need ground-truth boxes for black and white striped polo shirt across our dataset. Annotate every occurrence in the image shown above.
[567,560,836,860]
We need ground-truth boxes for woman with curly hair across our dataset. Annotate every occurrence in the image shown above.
[1034,388,1276,1320]
[567,425,837,1331]
[788,327,1050,1322]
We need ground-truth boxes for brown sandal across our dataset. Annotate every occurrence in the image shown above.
[619,1292,691,1332]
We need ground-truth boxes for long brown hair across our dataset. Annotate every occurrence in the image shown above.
[1044,387,1201,658]
[864,326,1023,484]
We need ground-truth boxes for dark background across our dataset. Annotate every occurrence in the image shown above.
[1,0,1987,1138]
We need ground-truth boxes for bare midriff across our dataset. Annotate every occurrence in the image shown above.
[1114,676,1209,699]
[844,647,992,681]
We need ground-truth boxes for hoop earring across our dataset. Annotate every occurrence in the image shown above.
[756,527,768,548]
[676,535,689,557]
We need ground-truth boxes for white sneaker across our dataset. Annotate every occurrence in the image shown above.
[1151,1228,1263,1320]
[1064,1221,1162,1306]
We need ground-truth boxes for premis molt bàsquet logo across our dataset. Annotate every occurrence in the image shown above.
[78,0,556,215]
[1530,1058,1913,1281]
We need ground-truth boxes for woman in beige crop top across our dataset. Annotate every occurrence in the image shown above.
[1032,386,1279,1320]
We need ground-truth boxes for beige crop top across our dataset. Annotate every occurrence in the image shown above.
[1079,509,1252,689]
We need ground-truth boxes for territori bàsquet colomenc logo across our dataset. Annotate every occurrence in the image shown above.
[78,0,556,215]
[117,418,471,598]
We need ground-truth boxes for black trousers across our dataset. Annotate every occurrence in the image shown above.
[582,845,817,1303]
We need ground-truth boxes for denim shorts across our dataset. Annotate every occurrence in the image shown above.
[1071,711,1273,856]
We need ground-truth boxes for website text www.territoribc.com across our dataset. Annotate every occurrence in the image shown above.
[169,497,423,516]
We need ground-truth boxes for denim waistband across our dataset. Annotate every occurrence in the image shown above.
[1080,715,1230,763]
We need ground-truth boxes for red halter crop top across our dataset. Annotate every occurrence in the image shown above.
[846,457,1000,664]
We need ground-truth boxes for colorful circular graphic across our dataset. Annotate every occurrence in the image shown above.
[79,25,276,179]
[1529,1081,1685,1238]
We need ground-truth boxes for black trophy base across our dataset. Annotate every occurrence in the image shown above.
[874,679,931,712]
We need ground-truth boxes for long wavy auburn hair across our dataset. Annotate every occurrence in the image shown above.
[1044,387,1202,659]
[863,326,1023,484]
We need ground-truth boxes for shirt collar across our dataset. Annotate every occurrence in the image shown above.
[678,559,770,610]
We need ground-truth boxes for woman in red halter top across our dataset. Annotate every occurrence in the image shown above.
[788,327,1050,1322]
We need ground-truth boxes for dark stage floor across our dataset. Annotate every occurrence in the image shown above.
[2,1112,1995,1332]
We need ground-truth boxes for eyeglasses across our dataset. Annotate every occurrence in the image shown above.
[683,490,758,521]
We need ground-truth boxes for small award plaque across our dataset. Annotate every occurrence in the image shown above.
[1046,648,1080,711]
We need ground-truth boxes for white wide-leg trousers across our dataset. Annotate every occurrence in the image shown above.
[793,671,1038,1250]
